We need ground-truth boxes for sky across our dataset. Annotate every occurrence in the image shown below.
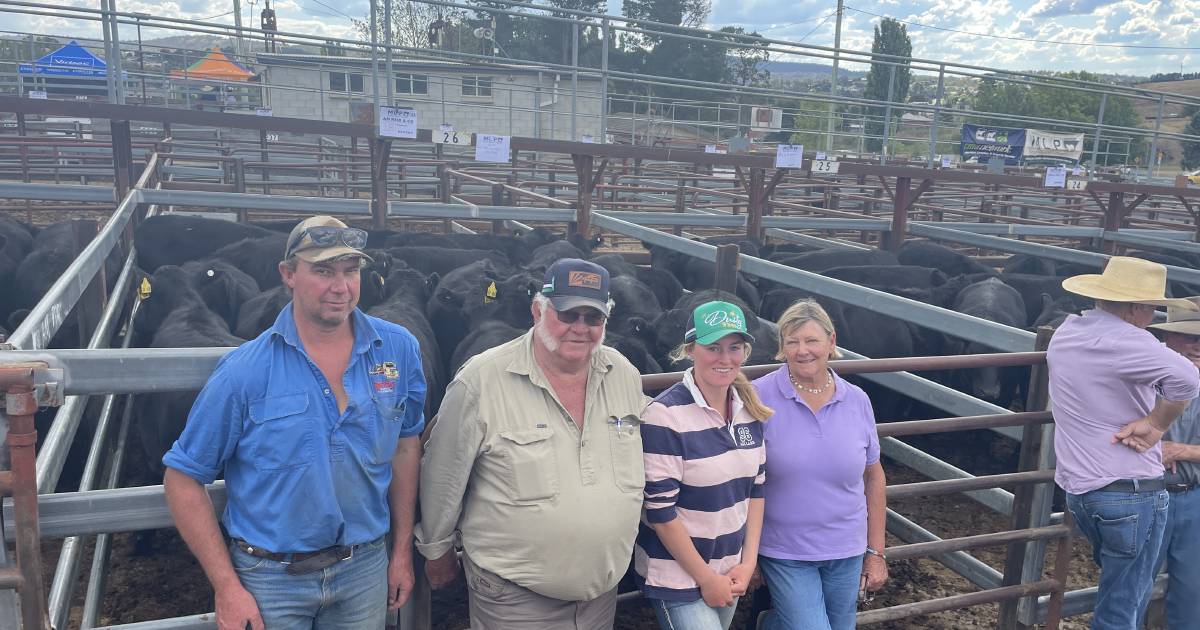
[5,0,1200,77]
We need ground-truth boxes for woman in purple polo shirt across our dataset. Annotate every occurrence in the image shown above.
[635,301,772,630]
[752,299,888,630]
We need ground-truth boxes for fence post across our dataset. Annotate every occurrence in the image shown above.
[370,138,391,231]
[5,374,48,630]
[998,327,1056,629]
[491,183,505,234]
[713,244,740,295]
[110,119,133,199]
[887,176,911,252]
[233,158,248,222]
[673,186,686,237]
[572,153,595,236]
[260,129,271,196]
[746,168,765,240]
[1102,191,1126,254]
[437,163,452,234]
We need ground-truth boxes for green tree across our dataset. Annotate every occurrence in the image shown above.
[619,0,720,103]
[861,18,911,152]
[1182,110,1200,170]
[352,2,471,52]
[972,71,1145,166]
[720,26,770,98]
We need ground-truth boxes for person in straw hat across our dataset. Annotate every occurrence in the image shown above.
[1048,256,1200,629]
[1144,299,1200,629]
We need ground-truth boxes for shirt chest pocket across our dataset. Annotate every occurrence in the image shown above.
[368,391,409,464]
[496,428,558,503]
[247,392,315,472]
[608,415,645,493]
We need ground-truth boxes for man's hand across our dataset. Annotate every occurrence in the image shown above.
[1113,418,1166,453]
[698,571,735,608]
[387,549,415,610]
[424,549,460,590]
[1163,441,1189,474]
[725,562,755,597]
[215,583,263,630]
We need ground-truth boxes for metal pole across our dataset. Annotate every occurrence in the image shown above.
[927,65,945,168]
[369,0,380,115]
[1148,93,1164,178]
[571,22,579,141]
[826,0,843,152]
[101,0,115,103]
[1090,92,1107,170]
[109,0,125,104]
[384,0,394,104]
[881,64,896,161]
[232,0,244,59]
[600,19,609,142]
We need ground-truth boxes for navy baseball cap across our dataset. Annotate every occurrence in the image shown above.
[541,258,611,316]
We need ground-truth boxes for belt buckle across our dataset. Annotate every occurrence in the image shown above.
[1168,483,1191,493]
[341,545,354,562]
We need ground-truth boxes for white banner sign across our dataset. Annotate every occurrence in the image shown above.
[255,107,273,117]
[1044,166,1067,188]
[28,90,47,100]
[705,144,718,153]
[379,106,418,139]
[475,134,511,162]
[775,144,804,169]
[1024,129,1085,162]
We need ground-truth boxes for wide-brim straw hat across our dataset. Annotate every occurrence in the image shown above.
[1062,256,1199,309]
[1149,297,1200,335]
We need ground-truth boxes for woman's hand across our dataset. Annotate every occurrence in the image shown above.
[698,572,735,607]
[862,553,888,591]
[726,562,756,596]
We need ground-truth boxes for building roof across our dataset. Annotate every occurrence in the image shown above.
[171,48,256,81]
[255,52,601,80]
[18,40,107,77]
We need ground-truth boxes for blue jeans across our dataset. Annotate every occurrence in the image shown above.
[230,537,388,629]
[1065,489,1168,630]
[1151,488,1200,629]
[758,555,862,630]
[649,596,738,630]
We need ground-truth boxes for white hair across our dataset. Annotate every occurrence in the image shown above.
[531,293,607,354]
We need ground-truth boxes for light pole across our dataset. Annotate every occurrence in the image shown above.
[133,12,150,103]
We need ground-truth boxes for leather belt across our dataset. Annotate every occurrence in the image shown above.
[1167,482,1196,493]
[232,537,379,564]
[1097,478,1166,493]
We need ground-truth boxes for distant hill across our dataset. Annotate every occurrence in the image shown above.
[762,60,865,80]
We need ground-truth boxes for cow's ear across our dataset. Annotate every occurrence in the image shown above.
[629,316,646,334]
[426,272,440,293]
[526,278,540,298]
[1042,293,1054,309]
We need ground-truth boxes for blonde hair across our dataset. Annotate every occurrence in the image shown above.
[670,341,774,421]
[774,298,842,361]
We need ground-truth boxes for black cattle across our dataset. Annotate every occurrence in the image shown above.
[647,245,761,311]
[1003,253,1058,276]
[759,288,846,324]
[590,253,639,279]
[427,260,510,367]
[823,265,949,291]
[133,266,245,480]
[368,267,445,412]
[234,286,290,339]
[387,227,572,265]
[529,240,588,270]
[179,260,260,332]
[0,218,33,321]
[760,243,817,259]
[770,248,899,270]
[388,246,510,277]
[449,320,525,376]
[1032,294,1080,329]
[205,234,290,290]
[947,277,1027,407]
[464,271,541,330]
[898,241,994,277]
[636,267,684,310]
[1053,262,1099,277]
[135,215,273,272]
[993,274,1078,326]
[700,235,762,257]
[605,331,663,374]
[609,275,664,338]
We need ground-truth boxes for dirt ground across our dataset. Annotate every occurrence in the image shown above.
[40,428,1108,629]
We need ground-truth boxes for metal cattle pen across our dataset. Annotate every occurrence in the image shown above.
[0,100,1198,628]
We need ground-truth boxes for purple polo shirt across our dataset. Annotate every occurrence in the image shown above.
[1047,309,1200,495]
[752,365,880,561]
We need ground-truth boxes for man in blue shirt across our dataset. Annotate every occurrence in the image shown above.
[163,215,426,630]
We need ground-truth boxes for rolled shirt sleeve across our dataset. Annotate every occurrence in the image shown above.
[162,368,245,484]
[414,379,485,560]
[399,338,427,438]
[640,402,685,524]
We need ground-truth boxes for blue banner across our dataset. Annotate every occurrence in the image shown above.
[960,124,1025,165]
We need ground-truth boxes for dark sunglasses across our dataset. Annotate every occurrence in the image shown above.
[286,226,368,259]
[555,309,606,327]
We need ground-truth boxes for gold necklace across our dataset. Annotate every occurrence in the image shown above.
[790,369,833,395]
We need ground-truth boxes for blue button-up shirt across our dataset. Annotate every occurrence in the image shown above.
[163,303,426,551]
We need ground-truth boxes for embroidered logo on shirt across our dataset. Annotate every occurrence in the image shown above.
[370,361,400,380]
[374,379,396,393]
[736,425,756,447]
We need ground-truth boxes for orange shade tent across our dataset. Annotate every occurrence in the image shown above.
[170,48,256,81]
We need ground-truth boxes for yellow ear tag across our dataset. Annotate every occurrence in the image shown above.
[484,281,497,304]
[138,278,152,300]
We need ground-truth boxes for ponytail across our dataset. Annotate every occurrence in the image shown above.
[734,372,773,422]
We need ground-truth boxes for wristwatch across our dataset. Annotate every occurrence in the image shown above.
[865,546,887,561]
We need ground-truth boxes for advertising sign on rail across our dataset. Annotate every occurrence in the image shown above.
[1023,129,1085,165]
[960,124,1025,165]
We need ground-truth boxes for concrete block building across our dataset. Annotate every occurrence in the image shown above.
[255,53,603,142]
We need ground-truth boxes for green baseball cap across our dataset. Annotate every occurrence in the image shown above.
[685,301,755,345]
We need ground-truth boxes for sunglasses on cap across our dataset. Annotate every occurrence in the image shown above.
[555,308,606,327]
[286,226,368,259]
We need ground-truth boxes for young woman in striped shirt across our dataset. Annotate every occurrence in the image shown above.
[634,301,773,630]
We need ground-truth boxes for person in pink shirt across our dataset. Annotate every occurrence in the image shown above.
[1048,257,1200,629]
[751,298,887,630]
[635,301,771,630]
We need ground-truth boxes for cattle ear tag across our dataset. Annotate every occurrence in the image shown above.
[484,281,497,304]
[206,269,215,278]
[138,278,152,300]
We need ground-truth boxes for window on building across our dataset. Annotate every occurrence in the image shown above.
[462,76,493,98]
[328,72,366,93]
[396,74,428,94]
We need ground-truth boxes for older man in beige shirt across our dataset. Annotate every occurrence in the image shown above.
[415,258,647,629]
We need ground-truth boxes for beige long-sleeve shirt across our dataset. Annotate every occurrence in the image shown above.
[415,331,648,601]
